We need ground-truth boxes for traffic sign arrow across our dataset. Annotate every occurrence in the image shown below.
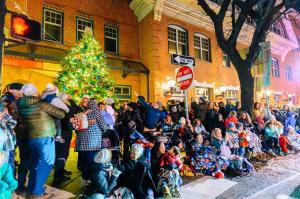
[174,55,181,64]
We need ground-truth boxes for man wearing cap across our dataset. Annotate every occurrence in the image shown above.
[18,84,65,198]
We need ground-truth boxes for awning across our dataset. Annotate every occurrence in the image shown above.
[4,43,149,74]
[107,58,149,74]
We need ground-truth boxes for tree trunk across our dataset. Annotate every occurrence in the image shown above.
[236,66,254,117]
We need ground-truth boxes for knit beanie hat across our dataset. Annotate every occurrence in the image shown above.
[178,117,186,125]
[94,148,112,164]
[21,84,38,96]
[130,144,144,159]
[228,122,235,129]
[8,83,23,90]
[235,122,243,129]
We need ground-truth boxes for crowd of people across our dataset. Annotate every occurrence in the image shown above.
[0,82,299,199]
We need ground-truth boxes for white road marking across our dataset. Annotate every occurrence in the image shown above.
[181,176,237,199]
[245,172,300,199]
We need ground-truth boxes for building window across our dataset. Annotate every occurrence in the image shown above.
[194,33,211,62]
[271,23,286,38]
[296,67,300,82]
[225,90,237,99]
[274,95,281,103]
[285,65,292,81]
[43,8,63,43]
[105,25,118,54]
[272,58,280,77]
[223,53,230,67]
[195,87,210,101]
[76,17,93,41]
[168,25,188,56]
[114,85,131,102]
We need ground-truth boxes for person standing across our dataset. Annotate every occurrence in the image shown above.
[204,102,216,133]
[198,97,208,122]
[18,84,65,198]
[54,93,83,181]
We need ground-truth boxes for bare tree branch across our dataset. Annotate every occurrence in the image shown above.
[218,0,231,20]
[197,0,217,20]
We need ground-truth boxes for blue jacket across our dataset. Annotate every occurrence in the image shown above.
[285,112,296,133]
[225,104,235,117]
[0,163,18,199]
[138,96,164,129]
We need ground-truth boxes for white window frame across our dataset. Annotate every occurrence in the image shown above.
[272,58,280,77]
[43,8,63,43]
[104,25,118,54]
[225,90,238,99]
[168,25,188,56]
[194,33,210,61]
[195,87,210,100]
[76,17,93,41]
[285,65,292,81]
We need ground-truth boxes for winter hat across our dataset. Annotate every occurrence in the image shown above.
[130,144,144,158]
[45,83,58,93]
[94,148,112,164]
[212,170,225,179]
[270,115,276,121]
[199,97,206,102]
[178,117,186,125]
[1,92,14,104]
[58,92,68,103]
[228,122,235,129]
[106,98,114,105]
[172,146,181,156]
[171,106,177,113]
[229,111,236,117]
[8,83,23,90]
[21,84,38,97]
[235,123,243,129]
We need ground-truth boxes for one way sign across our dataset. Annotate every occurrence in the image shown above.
[171,54,195,66]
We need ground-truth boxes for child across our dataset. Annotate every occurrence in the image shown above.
[159,146,182,198]
[0,151,18,199]
[225,122,240,155]
[92,148,121,196]
[225,111,238,128]
[236,123,249,157]
[129,121,154,162]
[41,83,69,143]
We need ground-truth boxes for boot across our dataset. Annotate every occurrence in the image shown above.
[172,186,182,198]
[162,185,172,198]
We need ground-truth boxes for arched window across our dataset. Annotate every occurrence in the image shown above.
[194,33,211,62]
[168,25,188,56]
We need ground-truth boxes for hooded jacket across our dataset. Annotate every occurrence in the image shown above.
[18,96,65,138]
[284,111,296,132]
[75,100,109,151]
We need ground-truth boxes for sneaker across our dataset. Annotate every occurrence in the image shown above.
[63,169,72,176]
[55,136,65,143]
[54,174,71,181]
[172,186,181,198]
[162,185,172,198]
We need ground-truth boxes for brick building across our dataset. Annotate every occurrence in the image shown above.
[3,0,300,106]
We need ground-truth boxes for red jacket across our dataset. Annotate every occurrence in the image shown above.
[159,151,183,170]
[225,117,238,128]
[239,131,249,147]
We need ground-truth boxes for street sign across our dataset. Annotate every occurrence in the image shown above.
[171,54,195,66]
[176,65,193,90]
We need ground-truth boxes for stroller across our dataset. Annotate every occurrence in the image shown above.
[101,129,121,166]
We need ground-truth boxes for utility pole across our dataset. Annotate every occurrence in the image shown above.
[0,0,6,95]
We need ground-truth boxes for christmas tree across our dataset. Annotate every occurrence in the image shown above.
[56,28,115,101]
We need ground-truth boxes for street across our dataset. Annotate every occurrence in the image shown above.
[12,151,300,199]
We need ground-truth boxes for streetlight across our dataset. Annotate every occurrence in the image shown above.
[168,80,176,94]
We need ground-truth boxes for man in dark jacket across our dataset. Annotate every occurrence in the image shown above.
[198,97,208,121]
[191,97,201,120]
[121,102,143,158]
[18,84,65,198]
[225,99,235,117]
[54,93,83,181]
[204,102,216,133]
[138,96,164,131]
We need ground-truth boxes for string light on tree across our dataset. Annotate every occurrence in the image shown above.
[56,27,115,101]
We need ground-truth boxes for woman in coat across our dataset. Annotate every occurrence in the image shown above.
[75,100,109,185]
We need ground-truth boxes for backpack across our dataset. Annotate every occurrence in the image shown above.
[70,110,91,131]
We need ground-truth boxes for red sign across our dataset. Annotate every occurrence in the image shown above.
[176,65,193,90]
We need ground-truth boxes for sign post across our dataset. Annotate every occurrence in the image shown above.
[176,65,194,121]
